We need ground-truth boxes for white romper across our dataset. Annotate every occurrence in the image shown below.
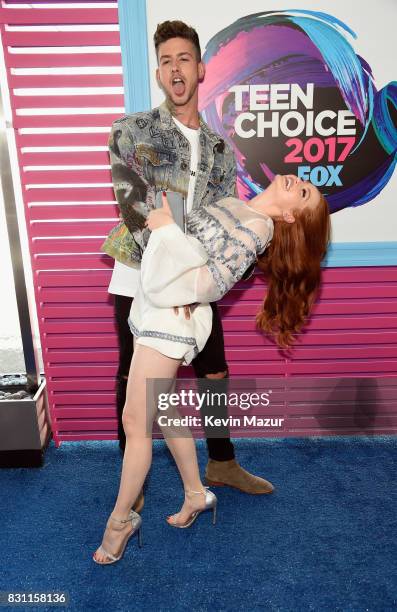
[128,196,274,365]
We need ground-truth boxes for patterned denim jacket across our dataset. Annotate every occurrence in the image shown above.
[101,99,237,266]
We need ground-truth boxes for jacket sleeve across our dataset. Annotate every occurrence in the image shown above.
[140,223,213,306]
[219,147,238,199]
[141,212,273,307]
[108,118,152,246]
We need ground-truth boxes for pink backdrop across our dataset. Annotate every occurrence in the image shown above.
[1,0,396,446]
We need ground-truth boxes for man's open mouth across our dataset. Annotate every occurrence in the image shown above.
[172,77,185,95]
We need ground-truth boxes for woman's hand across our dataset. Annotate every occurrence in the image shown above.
[145,191,175,230]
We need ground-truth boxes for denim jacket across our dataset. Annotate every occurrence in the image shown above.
[101,99,237,266]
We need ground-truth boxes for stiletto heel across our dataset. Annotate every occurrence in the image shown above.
[167,487,218,528]
[138,525,143,548]
[93,509,143,564]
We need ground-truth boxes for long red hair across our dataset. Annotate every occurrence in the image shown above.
[256,194,331,348]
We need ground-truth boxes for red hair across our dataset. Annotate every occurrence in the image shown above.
[256,194,331,348]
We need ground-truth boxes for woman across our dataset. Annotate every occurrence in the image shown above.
[93,174,330,564]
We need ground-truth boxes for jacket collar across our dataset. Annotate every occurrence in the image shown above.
[158,99,222,146]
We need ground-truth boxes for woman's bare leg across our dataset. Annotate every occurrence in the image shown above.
[161,434,208,525]
[94,343,179,562]
[157,380,208,525]
[93,343,206,562]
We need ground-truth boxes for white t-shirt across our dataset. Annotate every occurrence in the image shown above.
[172,115,200,216]
[108,116,200,297]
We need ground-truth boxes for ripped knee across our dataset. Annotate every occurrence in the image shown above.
[205,369,228,379]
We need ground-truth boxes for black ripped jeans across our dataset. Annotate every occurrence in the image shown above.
[114,294,235,461]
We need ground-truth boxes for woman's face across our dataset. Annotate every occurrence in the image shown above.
[268,174,321,213]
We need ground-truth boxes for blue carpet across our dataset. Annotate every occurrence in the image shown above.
[0,436,396,612]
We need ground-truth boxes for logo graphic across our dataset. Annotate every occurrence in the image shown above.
[199,10,397,213]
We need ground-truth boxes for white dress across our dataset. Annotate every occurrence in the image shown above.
[128,196,274,365]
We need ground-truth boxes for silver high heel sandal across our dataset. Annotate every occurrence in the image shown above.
[93,509,143,565]
[167,487,217,528]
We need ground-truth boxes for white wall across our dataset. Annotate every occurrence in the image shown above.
[0,184,25,374]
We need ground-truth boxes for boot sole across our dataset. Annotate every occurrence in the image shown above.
[205,478,274,494]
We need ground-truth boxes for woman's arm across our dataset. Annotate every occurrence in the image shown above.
[141,216,272,307]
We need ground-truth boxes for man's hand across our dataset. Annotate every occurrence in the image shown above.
[145,191,174,230]
[173,305,191,320]
[173,303,199,320]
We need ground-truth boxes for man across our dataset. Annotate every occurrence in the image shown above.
[102,20,274,511]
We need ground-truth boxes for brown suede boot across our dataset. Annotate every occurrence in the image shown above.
[132,489,144,513]
[205,459,274,494]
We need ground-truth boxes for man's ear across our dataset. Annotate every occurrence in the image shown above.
[156,68,162,90]
[282,210,295,224]
[198,61,205,83]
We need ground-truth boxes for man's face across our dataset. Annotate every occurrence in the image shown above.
[156,37,205,107]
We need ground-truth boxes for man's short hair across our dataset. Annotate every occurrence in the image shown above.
[154,20,201,63]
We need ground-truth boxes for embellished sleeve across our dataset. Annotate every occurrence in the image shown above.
[140,216,273,307]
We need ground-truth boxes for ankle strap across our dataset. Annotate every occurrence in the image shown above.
[110,516,130,524]
[184,487,208,495]
[109,510,135,524]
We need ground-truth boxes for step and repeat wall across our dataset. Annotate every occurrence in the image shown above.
[1,0,396,443]
[146,1,397,248]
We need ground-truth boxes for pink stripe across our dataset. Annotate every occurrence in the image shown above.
[23,169,111,185]
[46,336,117,349]
[218,301,397,316]
[46,420,118,432]
[48,365,117,377]
[227,284,397,300]
[37,270,111,286]
[304,314,397,331]
[287,362,397,375]
[25,187,115,202]
[12,94,124,109]
[248,268,397,283]
[32,254,113,270]
[39,287,113,302]
[39,304,113,317]
[23,151,110,167]
[42,321,116,333]
[32,238,108,253]
[4,30,120,47]
[289,404,397,415]
[10,73,123,89]
[287,416,397,428]
[224,331,397,346]
[13,114,123,129]
[52,407,118,418]
[17,132,111,148]
[45,351,118,364]
[279,346,397,359]
[29,220,115,237]
[6,52,121,69]
[50,380,118,393]
[31,207,116,223]
[0,8,118,26]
